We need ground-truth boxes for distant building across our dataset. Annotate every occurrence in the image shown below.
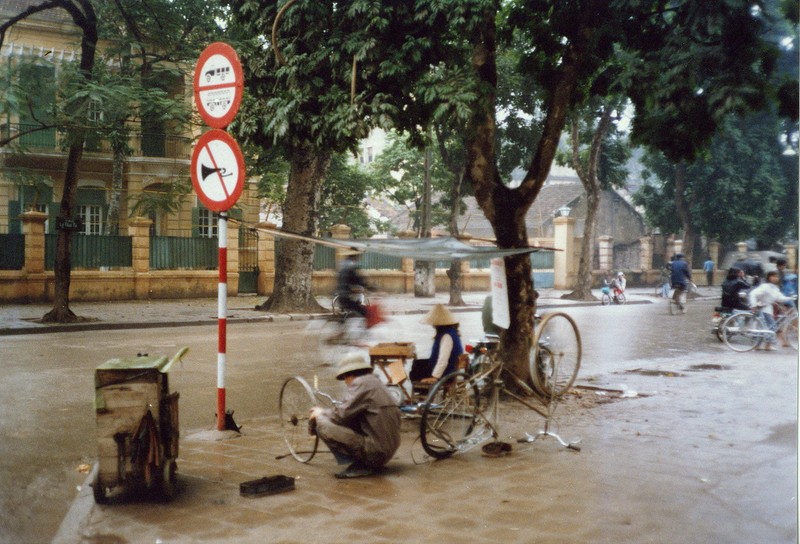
[0,0,260,237]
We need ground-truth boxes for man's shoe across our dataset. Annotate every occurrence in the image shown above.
[335,463,374,479]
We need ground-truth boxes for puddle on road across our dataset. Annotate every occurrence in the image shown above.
[761,422,797,448]
[684,363,731,372]
[624,369,685,378]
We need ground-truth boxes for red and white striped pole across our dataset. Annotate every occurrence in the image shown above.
[216,211,228,431]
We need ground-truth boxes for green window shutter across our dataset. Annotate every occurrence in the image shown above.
[47,206,58,234]
[191,207,199,237]
[8,200,21,233]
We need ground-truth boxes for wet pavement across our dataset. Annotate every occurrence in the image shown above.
[0,287,797,543]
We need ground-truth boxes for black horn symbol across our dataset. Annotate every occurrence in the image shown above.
[201,164,231,180]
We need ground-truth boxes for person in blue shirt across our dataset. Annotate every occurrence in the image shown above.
[670,253,692,312]
[703,257,715,286]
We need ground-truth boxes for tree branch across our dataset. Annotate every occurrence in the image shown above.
[272,0,301,66]
[0,0,62,49]
[0,123,58,148]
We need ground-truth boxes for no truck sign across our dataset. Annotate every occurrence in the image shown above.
[193,42,243,129]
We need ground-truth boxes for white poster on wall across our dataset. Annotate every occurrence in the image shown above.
[490,258,510,329]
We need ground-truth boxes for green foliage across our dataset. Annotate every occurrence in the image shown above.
[634,112,794,246]
[128,177,192,219]
[556,98,630,190]
[5,167,52,209]
[320,154,386,238]
[369,133,452,233]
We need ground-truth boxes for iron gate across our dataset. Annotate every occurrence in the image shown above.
[239,227,259,293]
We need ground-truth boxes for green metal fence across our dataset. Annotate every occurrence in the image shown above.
[150,236,217,270]
[0,233,25,270]
[45,234,132,270]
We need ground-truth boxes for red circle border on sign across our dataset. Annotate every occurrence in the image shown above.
[193,42,244,129]
[191,129,245,212]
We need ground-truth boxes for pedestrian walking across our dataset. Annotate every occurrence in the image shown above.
[703,257,715,286]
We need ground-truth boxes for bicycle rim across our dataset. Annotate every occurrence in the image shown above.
[721,314,761,352]
[279,376,318,463]
[530,312,582,397]
[419,371,485,459]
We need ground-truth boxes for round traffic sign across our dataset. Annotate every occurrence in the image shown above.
[193,42,244,129]
[191,130,245,212]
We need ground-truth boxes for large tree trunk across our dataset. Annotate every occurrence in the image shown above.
[447,166,466,305]
[105,143,125,236]
[674,162,696,268]
[41,0,97,323]
[466,6,583,383]
[562,108,613,300]
[257,142,329,312]
[415,144,435,297]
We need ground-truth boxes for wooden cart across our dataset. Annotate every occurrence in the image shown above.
[92,348,187,503]
[369,342,416,405]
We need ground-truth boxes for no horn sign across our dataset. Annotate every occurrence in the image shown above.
[190,129,245,212]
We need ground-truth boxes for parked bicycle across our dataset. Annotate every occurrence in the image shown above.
[419,312,582,459]
[720,302,798,352]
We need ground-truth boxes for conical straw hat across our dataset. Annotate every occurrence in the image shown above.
[422,304,458,326]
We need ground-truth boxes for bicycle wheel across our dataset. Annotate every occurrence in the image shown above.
[419,370,484,460]
[615,293,626,305]
[279,376,318,463]
[601,293,611,305]
[331,295,343,316]
[720,313,762,352]
[783,315,798,350]
[530,312,582,397]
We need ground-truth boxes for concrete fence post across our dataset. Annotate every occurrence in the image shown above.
[785,244,796,270]
[20,211,48,274]
[256,222,276,294]
[127,216,152,299]
[330,224,352,266]
[639,235,652,272]
[597,235,613,272]
[554,216,576,289]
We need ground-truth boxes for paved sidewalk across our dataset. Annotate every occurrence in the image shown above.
[0,287,676,336]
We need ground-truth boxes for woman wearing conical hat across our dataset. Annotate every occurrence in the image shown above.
[409,304,464,384]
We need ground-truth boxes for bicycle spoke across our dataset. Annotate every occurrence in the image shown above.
[419,371,486,459]
[530,312,582,398]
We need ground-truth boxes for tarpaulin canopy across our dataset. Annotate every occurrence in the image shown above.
[340,236,550,261]
[254,225,557,262]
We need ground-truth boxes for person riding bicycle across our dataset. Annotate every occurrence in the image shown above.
[670,253,692,313]
[335,249,370,317]
[409,304,465,385]
[613,271,626,301]
[720,267,750,311]
[747,270,795,350]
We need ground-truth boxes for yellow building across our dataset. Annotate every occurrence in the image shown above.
[0,1,259,245]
